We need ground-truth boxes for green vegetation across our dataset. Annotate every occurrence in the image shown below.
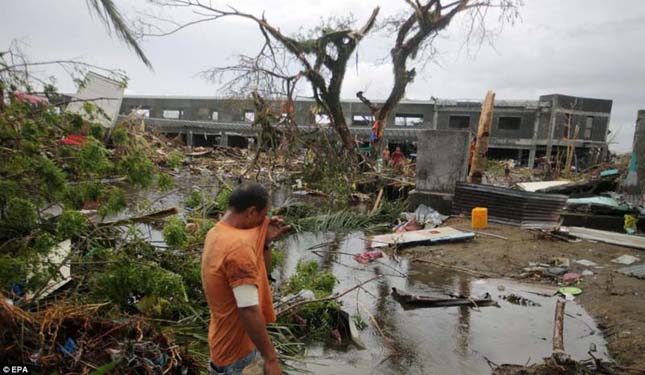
[167,150,184,169]
[282,260,336,297]
[279,260,342,341]
[270,248,286,273]
[0,85,177,301]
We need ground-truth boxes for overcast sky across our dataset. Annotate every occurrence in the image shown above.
[2,0,643,152]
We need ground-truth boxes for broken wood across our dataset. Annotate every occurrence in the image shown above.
[469,91,495,183]
[185,149,212,157]
[98,206,179,226]
[552,299,570,364]
[370,188,384,215]
[391,287,498,309]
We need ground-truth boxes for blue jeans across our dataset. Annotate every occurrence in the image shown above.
[209,350,258,375]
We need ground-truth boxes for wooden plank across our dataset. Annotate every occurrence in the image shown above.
[469,91,495,183]
[563,226,645,250]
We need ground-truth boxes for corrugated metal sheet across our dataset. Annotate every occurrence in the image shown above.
[453,182,568,229]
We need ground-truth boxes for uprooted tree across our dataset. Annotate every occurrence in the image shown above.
[141,0,520,157]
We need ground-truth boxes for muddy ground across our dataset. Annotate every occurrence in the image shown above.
[404,217,645,369]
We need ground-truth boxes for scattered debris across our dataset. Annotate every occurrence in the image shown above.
[616,264,645,279]
[353,250,384,264]
[25,240,72,301]
[611,255,640,265]
[575,259,598,267]
[500,293,541,307]
[562,272,581,284]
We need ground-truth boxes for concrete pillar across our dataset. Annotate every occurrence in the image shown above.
[545,108,557,161]
[636,111,645,191]
[408,129,471,214]
[623,110,645,203]
[528,106,542,169]
[187,130,194,147]
[432,101,439,130]
[528,148,537,169]
[219,133,229,147]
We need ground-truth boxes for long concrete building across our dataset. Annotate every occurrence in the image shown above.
[118,93,612,168]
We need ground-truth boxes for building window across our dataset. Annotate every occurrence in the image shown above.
[449,115,470,129]
[395,114,423,127]
[584,116,593,138]
[498,116,521,130]
[211,111,219,121]
[162,110,181,119]
[352,114,375,126]
[315,113,331,125]
[132,108,150,118]
[244,110,255,122]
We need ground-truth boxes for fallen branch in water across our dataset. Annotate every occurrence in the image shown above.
[277,275,382,317]
[391,287,499,309]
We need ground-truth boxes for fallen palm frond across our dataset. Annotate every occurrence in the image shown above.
[287,200,406,233]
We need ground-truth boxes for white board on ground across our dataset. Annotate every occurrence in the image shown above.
[562,226,645,250]
[516,180,572,192]
[368,226,475,248]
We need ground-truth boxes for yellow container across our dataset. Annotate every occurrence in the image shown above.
[471,207,488,229]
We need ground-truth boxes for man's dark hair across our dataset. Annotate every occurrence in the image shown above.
[228,183,269,213]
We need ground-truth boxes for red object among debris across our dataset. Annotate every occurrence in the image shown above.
[354,250,384,264]
[562,272,581,284]
[61,134,88,146]
[13,91,49,105]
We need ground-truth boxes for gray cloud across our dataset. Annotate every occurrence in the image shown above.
[1,0,642,152]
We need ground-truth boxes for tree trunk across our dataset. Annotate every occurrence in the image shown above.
[325,95,355,154]
[469,91,495,183]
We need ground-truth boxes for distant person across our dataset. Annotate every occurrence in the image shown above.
[202,183,289,375]
[391,146,405,171]
[382,147,391,166]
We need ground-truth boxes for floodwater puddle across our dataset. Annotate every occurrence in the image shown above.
[278,231,610,375]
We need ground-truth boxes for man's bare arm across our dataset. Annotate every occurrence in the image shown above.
[237,306,281,374]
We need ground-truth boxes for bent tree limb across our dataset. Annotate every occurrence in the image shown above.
[357,0,520,153]
[276,274,381,317]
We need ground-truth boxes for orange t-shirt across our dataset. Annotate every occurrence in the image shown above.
[201,218,276,366]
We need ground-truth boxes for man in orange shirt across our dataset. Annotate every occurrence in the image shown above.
[202,183,289,375]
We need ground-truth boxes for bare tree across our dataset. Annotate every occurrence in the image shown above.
[360,0,521,151]
[141,1,380,154]
[142,0,520,157]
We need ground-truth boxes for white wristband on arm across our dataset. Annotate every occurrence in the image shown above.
[232,284,259,308]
